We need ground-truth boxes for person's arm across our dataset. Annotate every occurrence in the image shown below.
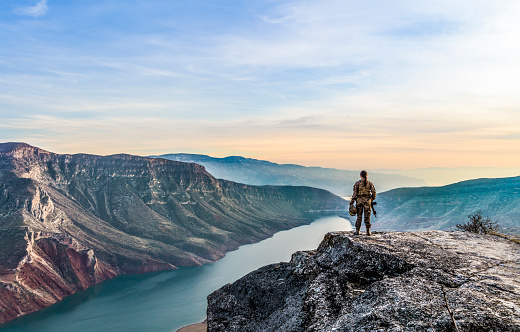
[371,182,377,200]
[351,182,358,204]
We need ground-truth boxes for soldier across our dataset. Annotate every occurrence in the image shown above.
[350,170,376,236]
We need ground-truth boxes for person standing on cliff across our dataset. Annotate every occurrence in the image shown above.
[350,170,376,236]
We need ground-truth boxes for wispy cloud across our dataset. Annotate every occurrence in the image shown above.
[1,0,520,168]
[259,15,293,24]
[14,0,48,17]
[2,107,519,169]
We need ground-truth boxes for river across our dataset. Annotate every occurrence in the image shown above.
[0,215,352,332]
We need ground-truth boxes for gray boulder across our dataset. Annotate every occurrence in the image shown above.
[208,231,520,331]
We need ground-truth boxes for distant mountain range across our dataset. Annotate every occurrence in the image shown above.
[373,167,520,186]
[150,154,520,234]
[375,176,520,234]
[0,143,347,324]
[151,153,427,196]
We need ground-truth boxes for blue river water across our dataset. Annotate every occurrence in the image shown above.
[0,215,352,332]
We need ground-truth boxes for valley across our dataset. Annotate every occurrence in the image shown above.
[0,143,348,324]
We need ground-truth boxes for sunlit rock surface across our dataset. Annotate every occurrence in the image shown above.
[208,231,520,331]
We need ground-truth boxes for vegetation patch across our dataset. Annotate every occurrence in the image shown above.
[457,210,520,245]
[456,210,499,234]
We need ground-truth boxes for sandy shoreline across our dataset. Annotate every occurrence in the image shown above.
[176,321,207,332]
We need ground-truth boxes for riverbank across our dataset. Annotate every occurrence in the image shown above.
[176,321,207,332]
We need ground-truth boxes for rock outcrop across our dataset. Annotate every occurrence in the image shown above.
[0,142,348,324]
[208,231,520,331]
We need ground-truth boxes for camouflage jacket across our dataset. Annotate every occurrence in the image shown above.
[351,179,376,204]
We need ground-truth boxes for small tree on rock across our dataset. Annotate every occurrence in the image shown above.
[456,210,499,234]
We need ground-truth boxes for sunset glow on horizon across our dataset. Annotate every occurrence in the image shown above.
[1,0,520,169]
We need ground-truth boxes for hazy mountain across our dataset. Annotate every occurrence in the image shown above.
[0,143,347,324]
[373,167,520,186]
[375,176,520,233]
[151,154,427,196]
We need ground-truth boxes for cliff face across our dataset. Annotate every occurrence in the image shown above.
[0,142,348,324]
[0,232,116,322]
[208,231,520,331]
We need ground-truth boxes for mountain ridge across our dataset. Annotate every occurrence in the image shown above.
[151,153,427,196]
[373,166,520,186]
[376,175,520,233]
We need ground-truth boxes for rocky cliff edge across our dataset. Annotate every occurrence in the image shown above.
[208,231,520,331]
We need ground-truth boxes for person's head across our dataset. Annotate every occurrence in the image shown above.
[360,170,368,186]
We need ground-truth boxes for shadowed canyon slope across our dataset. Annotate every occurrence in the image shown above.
[151,153,427,196]
[376,176,520,233]
[208,231,520,331]
[0,143,348,324]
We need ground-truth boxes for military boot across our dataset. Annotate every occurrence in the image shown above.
[366,227,371,236]
[354,227,360,235]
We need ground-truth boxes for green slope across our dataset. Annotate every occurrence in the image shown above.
[375,176,520,233]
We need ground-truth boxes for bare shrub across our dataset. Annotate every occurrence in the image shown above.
[456,210,499,234]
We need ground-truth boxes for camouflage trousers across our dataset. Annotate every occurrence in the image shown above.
[355,198,372,229]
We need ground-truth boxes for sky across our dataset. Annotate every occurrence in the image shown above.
[1,0,520,169]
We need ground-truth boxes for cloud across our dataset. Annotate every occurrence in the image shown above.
[4,107,518,167]
[15,0,48,17]
[2,0,520,168]
[259,15,293,24]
